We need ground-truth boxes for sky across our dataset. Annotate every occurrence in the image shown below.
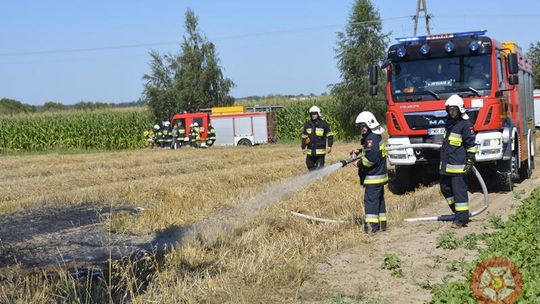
[1,0,539,105]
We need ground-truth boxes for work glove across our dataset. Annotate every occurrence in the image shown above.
[464,158,474,173]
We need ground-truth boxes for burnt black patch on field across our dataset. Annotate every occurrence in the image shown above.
[0,204,153,269]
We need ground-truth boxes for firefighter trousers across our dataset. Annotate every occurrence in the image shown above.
[363,184,387,232]
[439,174,470,224]
[306,155,325,171]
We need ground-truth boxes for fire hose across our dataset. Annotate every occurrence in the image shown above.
[288,143,489,224]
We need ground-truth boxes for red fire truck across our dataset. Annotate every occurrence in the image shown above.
[369,30,535,192]
[170,106,277,147]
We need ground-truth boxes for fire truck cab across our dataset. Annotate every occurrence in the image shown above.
[369,30,535,192]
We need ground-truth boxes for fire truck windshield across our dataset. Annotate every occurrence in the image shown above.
[391,54,491,101]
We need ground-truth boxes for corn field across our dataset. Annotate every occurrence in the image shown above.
[0,100,343,152]
[273,99,344,141]
[0,108,153,151]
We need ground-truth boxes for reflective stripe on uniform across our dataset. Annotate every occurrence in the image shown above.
[445,164,466,173]
[306,128,312,134]
[362,156,374,167]
[315,128,324,136]
[365,214,379,223]
[455,202,469,211]
[326,131,334,137]
[448,132,463,146]
[380,143,388,157]
[307,149,326,156]
[446,197,455,205]
[378,213,387,221]
[467,147,478,153]
[363,174,389,185]
[301,134,308,139]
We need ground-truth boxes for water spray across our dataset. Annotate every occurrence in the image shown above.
[288,143,489,224]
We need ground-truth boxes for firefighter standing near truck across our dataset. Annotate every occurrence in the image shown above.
[352,111,388,233]
[172,121,186,149]
[440,94,478,228]
[301,106,334,170]
[190,122,201,148]
[206,122,216,147]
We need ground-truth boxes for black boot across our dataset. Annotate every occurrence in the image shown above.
[380,221,387,231]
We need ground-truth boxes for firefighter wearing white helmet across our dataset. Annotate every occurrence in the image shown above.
[351,111,388,233]
[301,105,334,170]
[440,94,478,228]
[190,122,201,148]
[161,120,173,148]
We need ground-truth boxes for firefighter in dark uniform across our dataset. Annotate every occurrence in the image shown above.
[206,122,216,147]
[352,111,388,233]
[162,121,173,148]
[172,121,186,149]
[440,94,478,228]
[301,106,334,171]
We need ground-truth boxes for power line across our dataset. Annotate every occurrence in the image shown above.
[0,16,410,57]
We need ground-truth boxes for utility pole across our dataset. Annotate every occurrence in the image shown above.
[413,0,431,36]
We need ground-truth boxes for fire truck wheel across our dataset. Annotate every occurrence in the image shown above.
[237,138,252,146]
[518,137,533,180]
[496,159,514,192]
[388,165,417,194]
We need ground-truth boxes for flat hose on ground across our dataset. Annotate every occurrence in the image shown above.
[288,143,489,224]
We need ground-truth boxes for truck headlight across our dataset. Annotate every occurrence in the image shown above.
[482,138,501,148]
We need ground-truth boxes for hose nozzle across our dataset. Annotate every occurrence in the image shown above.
[340,154,360,167]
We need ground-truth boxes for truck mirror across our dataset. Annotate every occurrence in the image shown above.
[369,85,378,96]
[508,53,519,74]
[508,74,519,85]
[369,64,378,86]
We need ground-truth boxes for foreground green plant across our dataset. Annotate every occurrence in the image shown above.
[429,187,540,303]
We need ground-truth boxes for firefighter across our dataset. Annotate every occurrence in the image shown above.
[352,111,388,233]
[190,123,201,148]
[206,122,216,147]
[172,121,186,149]
[143,128,155,148]
[301,106,334,170]
[440,94,477,228]
[155,124,164,147]
[162,121,173,148]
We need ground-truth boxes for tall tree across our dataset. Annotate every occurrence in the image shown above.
[330,0,389,137]
[143,9,235,120]
[528,41,540,89]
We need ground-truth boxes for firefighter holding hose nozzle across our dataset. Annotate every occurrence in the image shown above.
[440,95,478,228]
[351,111,388,233]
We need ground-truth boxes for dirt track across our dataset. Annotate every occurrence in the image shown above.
[301,159,540,303]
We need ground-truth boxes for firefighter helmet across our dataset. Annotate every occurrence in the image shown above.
[355,111,384,135]
[163,121,171,127]
[193,122,199,127]
[445,94,469,119]
[154,124,160,130]
[308,105,321,116]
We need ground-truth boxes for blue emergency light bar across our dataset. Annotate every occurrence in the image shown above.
[396,30,487,43]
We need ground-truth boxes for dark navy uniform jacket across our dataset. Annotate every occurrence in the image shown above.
[359,132,388,185]
[440,117,477,175]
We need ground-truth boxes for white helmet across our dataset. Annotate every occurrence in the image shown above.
[193,122,199,127]
[445,94,469,119]
[164,121,171,127]
[355,111,384,135]
[308,105,321,117]
[190,123,194,127]
[154,124,160,130]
